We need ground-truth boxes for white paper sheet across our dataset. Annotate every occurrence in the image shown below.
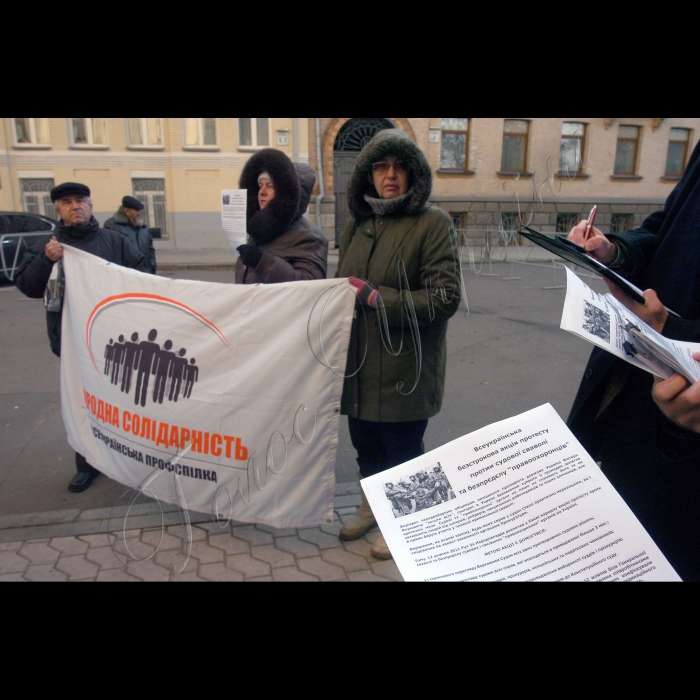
[221,189,247,250]
[361,404,680,582]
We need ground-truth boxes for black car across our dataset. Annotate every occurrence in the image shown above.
[0,211,58,281]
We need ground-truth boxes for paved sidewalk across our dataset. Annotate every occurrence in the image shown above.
[0,484,404,582]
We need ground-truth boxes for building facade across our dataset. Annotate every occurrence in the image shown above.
[2,118,697,252]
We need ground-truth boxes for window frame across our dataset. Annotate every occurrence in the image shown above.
[237,118,271,151]
[664,128,692,178]
[556,213,581,233]
[610,213,635,234]
[126,118,164,150]
[11,118,51,149]
[559,122,587,176]
[438,118,473,174]
[500,119,531,175]
[182,118,219,151]
[68,118,109,149]
[613,125,641,177]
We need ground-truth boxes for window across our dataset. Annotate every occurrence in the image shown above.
[665,128,691,177]
[560,122,587,174]
[238,118,270,148]
[440,118,470,171]
[611,213,634,233]
[12,118,50,147]
[452,212,469,245]
[556,213,580,233]
[20,179,56,219]
[500,212,522,245]
[501,120,530,173]
[70,118,107,147]
[183,118,217,148]
[132,179,167,239]
[614,125,641,175]
[127,118,163,148]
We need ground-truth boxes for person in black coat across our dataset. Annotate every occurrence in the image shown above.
[15,182,149,493]
[104,195,156,273]
[566,140,700,580]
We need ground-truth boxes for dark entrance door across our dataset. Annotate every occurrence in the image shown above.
[333,118,395,246]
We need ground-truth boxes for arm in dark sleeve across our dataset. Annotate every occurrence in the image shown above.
[147,233,156,274]
[655,410,700,461]
[253,235,328,283]
[119,234,150,273]
[14,240,54,298]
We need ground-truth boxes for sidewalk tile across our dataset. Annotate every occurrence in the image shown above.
[189,541,225,564]
[139,529,184,551]
[341,540,373,558]
[198,563,245,582]
[255,524,298,537]
[0,542,22,552]
[0,551,29,575]
[297,528,342,549]
[230,525,274,546]
[272,567,319,582]
[18,541,60,565]
[347,570,395,582]
[298,557,347,581]
[170,572,206,582]
[49,537,89,556]
[85,546,126,570]
[78,534,116,548]
[96,568,141,582]
[191,520,231,534]
[154,549,199,575]
[113,536,159,560]
[0,573,26,581]
[55,555,99,581]
[225,553,271,579]
[128,559,174,582]
[321,547,371,573]
[250,545,295,569]
[370,560,404,581]
[23,564,68,582]
[166,524,207,542]
[208,533,250,555]
[320,521,342,537]
[334,495,362,508]
[246,575,274,582]
[274,535,319,559]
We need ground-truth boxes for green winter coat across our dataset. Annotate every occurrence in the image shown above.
[336,129,461,422]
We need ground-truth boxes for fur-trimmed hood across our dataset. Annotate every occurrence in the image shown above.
[347,129,432,219]
[239,148,302,245]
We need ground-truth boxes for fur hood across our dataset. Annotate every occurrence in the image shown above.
[239,148,302,245]
[111,208,145,227]
[347,129,432,219]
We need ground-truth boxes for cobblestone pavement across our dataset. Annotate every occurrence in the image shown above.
[0,487,404,582]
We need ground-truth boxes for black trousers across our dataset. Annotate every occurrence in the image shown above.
[348,417,429,479]
[75,452,99,475]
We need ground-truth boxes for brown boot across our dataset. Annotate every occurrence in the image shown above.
[370,534,392,560]
[339,491,376,541]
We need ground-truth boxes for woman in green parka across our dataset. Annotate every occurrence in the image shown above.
[336,129,462,559]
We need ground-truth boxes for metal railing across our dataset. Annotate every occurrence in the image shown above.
[0,232,53,281]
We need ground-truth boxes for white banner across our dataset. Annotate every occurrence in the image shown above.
[60,247,355,528]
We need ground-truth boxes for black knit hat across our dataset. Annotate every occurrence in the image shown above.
[50,182,91,202]
[122,195,144,211]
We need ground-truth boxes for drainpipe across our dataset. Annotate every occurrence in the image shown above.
[2,119,18,210]
[315,117,325,230]
[292,118,299,163]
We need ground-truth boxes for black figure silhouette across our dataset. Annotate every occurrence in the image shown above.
[152,339,176,405]
[183,358,199,399]
[111,335,127,385]
[134,329,160,407]
[168,348,188,402]
[104,339,115,375]
[121,332,141,395]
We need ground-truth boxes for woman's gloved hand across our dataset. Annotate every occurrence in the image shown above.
[237,245,264,269]
[349,276,378,308]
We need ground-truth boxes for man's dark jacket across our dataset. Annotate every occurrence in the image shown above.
[104,209,156,273]
[567,139,700,580]
[15,216,149,356]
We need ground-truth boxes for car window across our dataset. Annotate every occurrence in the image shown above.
[6,214,54,232]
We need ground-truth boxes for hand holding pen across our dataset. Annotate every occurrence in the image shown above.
[568,205,617,265]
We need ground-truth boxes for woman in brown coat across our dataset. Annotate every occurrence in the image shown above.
[235,148,327,284]
[336,129,462,558]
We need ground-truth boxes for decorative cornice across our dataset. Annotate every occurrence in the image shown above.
[652,118,664,131]
[604,118,615,129]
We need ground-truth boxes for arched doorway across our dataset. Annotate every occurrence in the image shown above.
[333,118,395,245]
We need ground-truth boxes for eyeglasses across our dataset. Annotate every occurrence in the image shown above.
[371,160,408,175]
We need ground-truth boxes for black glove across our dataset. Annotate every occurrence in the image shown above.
[237,245,263,269]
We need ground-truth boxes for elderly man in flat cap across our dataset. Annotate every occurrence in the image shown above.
[15,182,151,493]
[104,195,156,274]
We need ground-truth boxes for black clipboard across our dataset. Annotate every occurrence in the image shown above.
[519,225,647,304]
